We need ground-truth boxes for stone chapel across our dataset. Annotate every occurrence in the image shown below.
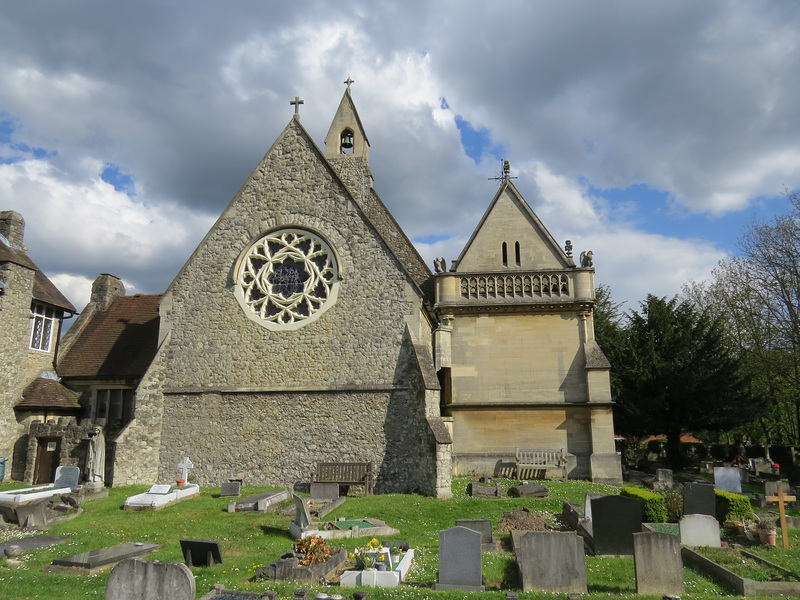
[3,85,622,493]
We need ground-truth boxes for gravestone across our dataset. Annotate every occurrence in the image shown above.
[455,518,495,547]
[15,500,49,528]
[633,532,684,595]
[106,557,195,600]
[434,526,484,591]
[310,483,339,502]
[180,539,222,567]
[584,493,606,523]
[147,484,172,495]
[683,482,715,517]
[516,531,587,593]
[679,514,721,547]
[651,469,674,492]
[590,495,642,555]
[220,482,241,497]
[46,542,161,574]
[177,457,194,482]
[765,481,792,497]
[292,494,312,529]
[0,535,67,556]
[227,489,290,513]
[54,466,81,489]
[468,479,502,497]
[507,484,549,498]
[714,467,742,494]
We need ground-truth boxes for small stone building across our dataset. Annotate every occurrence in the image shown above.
[3,86,622,491]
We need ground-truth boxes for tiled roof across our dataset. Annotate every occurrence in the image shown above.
[0,240,76,313]
[17,376,82,411]
[57,294,161,379]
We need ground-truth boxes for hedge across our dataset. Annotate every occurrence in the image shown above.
[620,486,668,523]
[715,489,751,522]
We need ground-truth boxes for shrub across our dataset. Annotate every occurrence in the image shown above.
[663,487,684,522]
[620,487,668,523]
[715,490,750,523]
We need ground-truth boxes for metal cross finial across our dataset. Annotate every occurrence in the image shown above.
[344,76,355,89]
[290,96,304,118]
[488,159,517,184]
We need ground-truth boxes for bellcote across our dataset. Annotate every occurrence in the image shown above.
[324,86,370,162]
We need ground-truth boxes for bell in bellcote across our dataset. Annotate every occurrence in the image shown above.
[340,131,354,150]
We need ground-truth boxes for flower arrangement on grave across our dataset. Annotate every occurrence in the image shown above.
[293,534,334,566]
[349,538,386,570]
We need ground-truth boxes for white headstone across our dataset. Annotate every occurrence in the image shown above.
[54,466,80,489]
[679,514,721,547]
[147,485,172,495]
[177,457,194,482]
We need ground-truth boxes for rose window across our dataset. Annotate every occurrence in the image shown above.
[234,229,339,330]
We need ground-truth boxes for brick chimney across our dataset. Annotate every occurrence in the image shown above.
[0,210,26,249]
[90,273,125,309]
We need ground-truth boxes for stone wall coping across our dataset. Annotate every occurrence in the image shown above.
[445,401,614,409]
[163,384,410,395]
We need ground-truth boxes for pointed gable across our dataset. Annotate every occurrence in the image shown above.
[324,88,369,160]
[453,181,575,273]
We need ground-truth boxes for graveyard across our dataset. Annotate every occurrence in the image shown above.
[1,474,800,599]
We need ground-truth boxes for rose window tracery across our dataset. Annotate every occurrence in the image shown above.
[234,229,339,330]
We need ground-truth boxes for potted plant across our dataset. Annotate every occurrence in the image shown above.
[756,517,776,546]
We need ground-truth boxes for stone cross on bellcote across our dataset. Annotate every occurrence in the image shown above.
[290,96,304,119]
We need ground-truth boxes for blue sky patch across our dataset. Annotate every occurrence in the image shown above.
[101,163,136,195]
[414,233,451,245]
[454,115,504,164]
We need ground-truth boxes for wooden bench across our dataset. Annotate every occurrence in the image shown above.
[311,462,373,495]
[515,448,568,481]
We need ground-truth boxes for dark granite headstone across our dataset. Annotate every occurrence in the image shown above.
[180,538,222,567]
[434,526,484,591]
[50,542,161,570]
[590,495,642,555]
[106,557,195,600]
[516,531,587,593]
[633,532,684,595]
[220,482,241,497]
[683,482,715,517]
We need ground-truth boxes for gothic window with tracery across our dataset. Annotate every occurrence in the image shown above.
[234,228,339,330]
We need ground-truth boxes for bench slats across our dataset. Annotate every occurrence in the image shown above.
[515,448,567,481]
[312,462,373,495]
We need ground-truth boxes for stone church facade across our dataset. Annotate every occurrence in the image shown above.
[2,87,621,493]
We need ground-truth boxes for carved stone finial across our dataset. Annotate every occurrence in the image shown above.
[290,96,304,118]
[565,240,573,258]
[580,250,593,268]
[434,257,447,273]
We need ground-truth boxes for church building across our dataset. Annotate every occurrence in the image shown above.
[3,84,622,493]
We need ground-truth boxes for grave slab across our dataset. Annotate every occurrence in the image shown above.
[124,483,200,510]
[434,526,484,591]
[516,531,587,593]
[633,531,684,595]
[339,548,415,588]
[683,482,716,517]
[0,535,68,555]
[680,514,721,548]
[106,557,195,600]
[227,489,290,513]
[44,542,161,575]
[590,495,642,555]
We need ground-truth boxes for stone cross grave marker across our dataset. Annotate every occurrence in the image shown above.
[590,495,642,555]
[679,514,721,547]
[516,531,587,593]
[434,526,484,591]
[766,482,797,549]
[106,557,195,600]
[633,532,684,595]
[54,466,80,489]
[683,482,715,517]
[714,466,742,494]
[177,457,194,482]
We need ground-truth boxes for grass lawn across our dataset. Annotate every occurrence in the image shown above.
[0,476,799,599]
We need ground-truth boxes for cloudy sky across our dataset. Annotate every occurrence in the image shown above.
[2,1,799,317]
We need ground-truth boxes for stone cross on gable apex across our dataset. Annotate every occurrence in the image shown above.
[344,76,354,89]
[290,96,304,118]
[177,457,194,481]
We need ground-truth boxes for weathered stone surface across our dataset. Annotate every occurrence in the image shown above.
[106,557,195,600]
[516,531,587,593]
[434,526,484,591]
[633,532,684,595]
[679,514,721,548]
[508,484,549,498]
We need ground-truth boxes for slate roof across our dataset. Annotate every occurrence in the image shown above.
[17,376,82,411]
[0,240,76,313]
[57,294,161,379]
